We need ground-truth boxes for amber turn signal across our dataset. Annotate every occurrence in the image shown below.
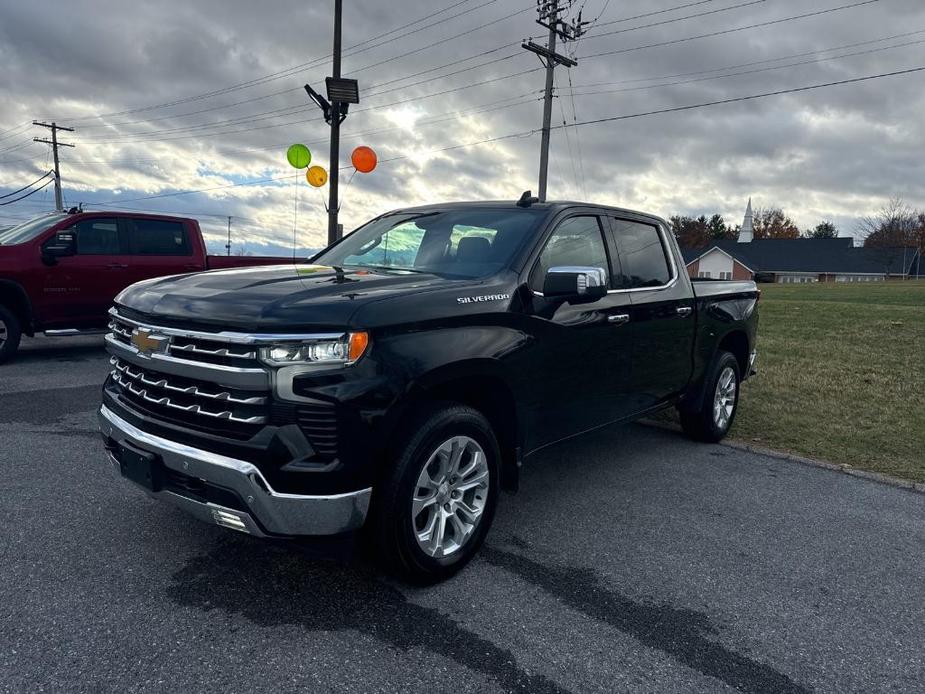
[348,332,370,363]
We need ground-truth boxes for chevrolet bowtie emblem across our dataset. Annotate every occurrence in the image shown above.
[130,328,168,357]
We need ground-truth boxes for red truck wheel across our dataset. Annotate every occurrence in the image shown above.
[0,305,22,364]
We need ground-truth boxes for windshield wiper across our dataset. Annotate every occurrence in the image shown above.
[350,264,430,275]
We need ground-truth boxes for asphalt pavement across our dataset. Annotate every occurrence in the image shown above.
[1,335,923,693]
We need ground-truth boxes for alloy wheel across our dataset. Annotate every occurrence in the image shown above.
[713,365,737,431]
[412,435,489,558]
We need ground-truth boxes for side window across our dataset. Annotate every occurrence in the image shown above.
[130,219,191,256]
[530,216,609,291]
[72,218,120,255]
[610,219,672,289]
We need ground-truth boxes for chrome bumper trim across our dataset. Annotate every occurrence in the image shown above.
[98,405,371,536]
[747,350,758,378]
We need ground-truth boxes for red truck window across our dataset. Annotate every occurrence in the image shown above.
[130,219,192,256]
[68,218,121,255]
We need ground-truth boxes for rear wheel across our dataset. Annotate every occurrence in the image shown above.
[0,305,22,364]
[680,350,740,443]
[372,404,500,584]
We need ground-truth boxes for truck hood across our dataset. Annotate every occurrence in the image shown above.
[115,264,471,331]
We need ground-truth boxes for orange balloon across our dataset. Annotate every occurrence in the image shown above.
[351,146,377,173]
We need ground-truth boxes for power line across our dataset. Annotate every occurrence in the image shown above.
[0,122,33,142]
[582,0,883,59]
[60,1,524,124]
[0,139,36,155]
[55,93,540,168]
[557,65,925,129]
[78,67,544,145]
[566,36,925,96]
[0,177,55,206]
[594,0,720,27]
[570,28,925,88]
[78,50,530,142]
[0,170,54,199]
[582,0,769,41]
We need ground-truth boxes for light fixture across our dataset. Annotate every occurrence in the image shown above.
[325,77,360,104]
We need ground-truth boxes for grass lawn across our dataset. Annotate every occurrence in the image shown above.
[729,280,925,482]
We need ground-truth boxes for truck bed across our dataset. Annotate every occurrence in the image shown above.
[690,279,758,298]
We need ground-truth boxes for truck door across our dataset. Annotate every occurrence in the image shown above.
[605,216,694,411]
[523,214,635,449]
[124,217,198,287]
[37,216,130,328]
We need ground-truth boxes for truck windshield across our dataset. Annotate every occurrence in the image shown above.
[0,213,68,245]
[315,208,547,279]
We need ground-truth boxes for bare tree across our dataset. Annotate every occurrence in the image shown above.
[858,197,919,246]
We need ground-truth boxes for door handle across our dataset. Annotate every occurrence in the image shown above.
[676,306,693,317]
[608,313,630,325]
[107,263,128,269]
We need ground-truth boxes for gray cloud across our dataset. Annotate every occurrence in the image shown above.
[2,0,924,244]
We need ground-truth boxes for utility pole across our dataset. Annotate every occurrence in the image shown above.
[328,0,343,248]
[304,0,359,247]
[523,0,587,202]
[33,121,75,212]
[226,216,232,255]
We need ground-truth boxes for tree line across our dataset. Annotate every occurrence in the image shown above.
[671,197,924,252]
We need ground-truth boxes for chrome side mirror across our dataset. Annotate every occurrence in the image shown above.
[543,266,608,300]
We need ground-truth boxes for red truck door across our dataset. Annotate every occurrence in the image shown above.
[123,217,201,287]
[35,216,132,328]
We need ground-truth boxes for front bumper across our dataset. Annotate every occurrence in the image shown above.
[98,405,371,537]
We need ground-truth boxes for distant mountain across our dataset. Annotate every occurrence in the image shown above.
[205,239,323,259]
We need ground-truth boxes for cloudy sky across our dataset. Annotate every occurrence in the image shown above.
[1,0,923,251]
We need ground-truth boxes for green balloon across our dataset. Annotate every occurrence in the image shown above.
[287,144,311,169]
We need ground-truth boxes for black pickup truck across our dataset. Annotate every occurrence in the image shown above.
[98,199,758,582]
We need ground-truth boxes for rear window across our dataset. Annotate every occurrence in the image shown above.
[611,219,673,289]
[130,219,191,256]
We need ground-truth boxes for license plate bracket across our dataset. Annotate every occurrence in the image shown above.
[117,441,163,492]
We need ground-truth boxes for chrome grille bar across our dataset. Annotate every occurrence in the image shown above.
[169,341,258,360]
[113,360,267,405]
[111,370,266,424]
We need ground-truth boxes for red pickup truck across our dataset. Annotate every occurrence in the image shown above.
[0,210,295,362]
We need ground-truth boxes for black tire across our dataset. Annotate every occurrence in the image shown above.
[0,304,22,365]
[680,350,741,443]
[371,403,501,584]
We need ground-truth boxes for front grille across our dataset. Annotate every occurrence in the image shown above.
[110,357,268,435]
[295,403,339,459]
[108,311,260,368]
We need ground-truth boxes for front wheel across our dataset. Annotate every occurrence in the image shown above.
[0,305,22,364]
[680,350,741,443]
[371,404,500,584]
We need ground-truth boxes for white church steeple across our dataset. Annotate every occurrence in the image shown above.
[738,198,754,243]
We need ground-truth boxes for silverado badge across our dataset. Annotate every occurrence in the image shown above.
[130,328,168,357]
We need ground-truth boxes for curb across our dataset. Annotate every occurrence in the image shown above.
[641,419,925,495]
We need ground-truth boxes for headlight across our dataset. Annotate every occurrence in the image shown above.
[258,332,369,367]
